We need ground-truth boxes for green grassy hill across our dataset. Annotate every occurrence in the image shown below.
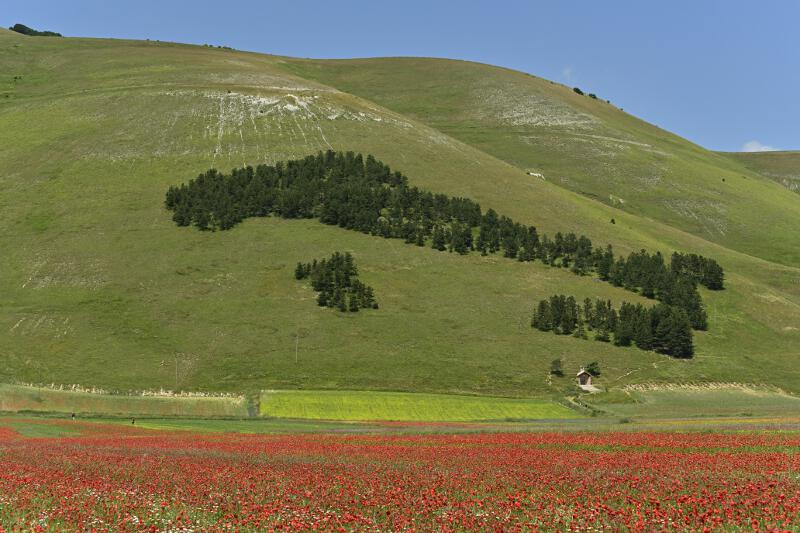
[284,57,800,268]
[721,151,800,194]
[1,31,799,399]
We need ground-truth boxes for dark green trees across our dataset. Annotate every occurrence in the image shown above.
[9,24,62,37]
[166,151,721,334]
[295,252,378,313]
[585,361,601,376]
[532,295,580,335]
[670,252,725,290]
[532,294,693,358]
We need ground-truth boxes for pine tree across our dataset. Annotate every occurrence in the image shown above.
[583,298,594,329]
[317,291,328,307]
[561,296,578,335]
[614,302,636,347]
[633,309,654,350]
[294,262,307,280]
[532,300,553,331]
[415,228,425,247]
[666,309,694,358]
[432,225,447,251]
[573,318,587,339]
[348,294,359,312]
[651,304,673,354]
[703,261,725,290]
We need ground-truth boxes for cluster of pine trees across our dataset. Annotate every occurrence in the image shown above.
[9,24,62,37]
[532,295,694,358]
[595,248,712,330]
[671,252,725,290]
[165,151,722,329]
[295,252,378,312]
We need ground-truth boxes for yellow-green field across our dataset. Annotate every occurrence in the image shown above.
[260,390,579,421]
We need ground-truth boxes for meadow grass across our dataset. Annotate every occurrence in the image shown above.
[100,417,370,434]
[588,385,800,419]
[0,31,798,401]
[721,151,800,191]
[0,384,248,417]
[0,417,81,437]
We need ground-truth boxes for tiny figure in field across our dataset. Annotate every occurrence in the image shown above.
[131,418,135,425]
[71,412,75,421]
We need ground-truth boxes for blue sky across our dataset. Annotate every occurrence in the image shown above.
[6,0,798,152]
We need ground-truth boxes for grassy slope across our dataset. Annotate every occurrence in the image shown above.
[0,384,248,417]
[1,32,799,397]
[589,385,800,419]
[283,57,800,268]
[721,151,800,194]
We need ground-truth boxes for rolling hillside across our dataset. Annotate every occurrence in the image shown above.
[1,30,799,397]
[284,57,800,268]
[721,151,800,194]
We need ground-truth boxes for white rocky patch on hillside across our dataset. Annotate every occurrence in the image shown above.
[472,80,598,128]
[662,198,729,236]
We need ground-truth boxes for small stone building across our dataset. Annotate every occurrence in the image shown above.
[576,368,593,386]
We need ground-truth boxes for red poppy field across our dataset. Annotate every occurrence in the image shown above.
[1,421,799,531]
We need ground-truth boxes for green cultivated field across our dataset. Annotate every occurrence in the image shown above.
[0,384,247,417]
[1,29,799,407]
[260,390,578,421]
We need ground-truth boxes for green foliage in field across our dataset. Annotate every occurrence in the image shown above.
[260,390,579,421]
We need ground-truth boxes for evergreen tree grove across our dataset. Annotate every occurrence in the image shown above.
[166,151,722,333]
[295,252,378,313]
[531,294,693,358]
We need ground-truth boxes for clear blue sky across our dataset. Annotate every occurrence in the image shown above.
[6,0,798,152]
